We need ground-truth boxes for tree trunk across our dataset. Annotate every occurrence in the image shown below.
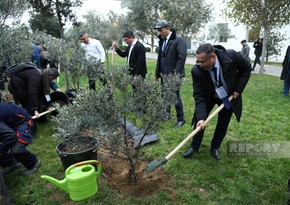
[55,0,64,39]
[259,27,270,74]
[129,159,137,184]
[151,35,155,53]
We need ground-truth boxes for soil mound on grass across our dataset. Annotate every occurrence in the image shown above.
[99,149,176,197]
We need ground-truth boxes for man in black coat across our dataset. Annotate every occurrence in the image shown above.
[7,63,59,118]
[252,38,263,71]
[0,102,41,175]
[280,45,290,96]
[112,31,147,79]
[7,63,59,133]
[183,43,251,160]
[154,20,187,128]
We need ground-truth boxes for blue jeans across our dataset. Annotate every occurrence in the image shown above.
[283,81,290,96]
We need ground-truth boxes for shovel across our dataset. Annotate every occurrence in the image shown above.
[32,108,56,119]
[147,95,233,172]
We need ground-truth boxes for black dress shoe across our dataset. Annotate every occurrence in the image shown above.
[210,149,221,160]
[174,121,185,128]
[183,147,198,158]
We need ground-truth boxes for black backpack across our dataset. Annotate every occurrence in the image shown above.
[4,62,41,78]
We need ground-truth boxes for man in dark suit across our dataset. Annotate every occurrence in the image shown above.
[112,31,147,79]
[183,43,251,160]
[154,20,187,128]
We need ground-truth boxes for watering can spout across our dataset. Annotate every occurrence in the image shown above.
[41,175,69,193]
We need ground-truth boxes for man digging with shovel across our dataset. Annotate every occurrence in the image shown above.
[147,43,251,172]
[183,43,251,160]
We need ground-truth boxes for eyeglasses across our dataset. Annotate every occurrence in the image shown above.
[157,28,165,32]
[196,59,210,66]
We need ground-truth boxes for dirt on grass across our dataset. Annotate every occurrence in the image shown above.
[98,148,175,197]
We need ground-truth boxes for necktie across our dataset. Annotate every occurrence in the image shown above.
[162,38,167,52]
[212,67,219,86]
[212,67,231,110]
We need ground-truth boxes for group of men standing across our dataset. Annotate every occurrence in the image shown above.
[111,20,187,129]
[108,20,251,160]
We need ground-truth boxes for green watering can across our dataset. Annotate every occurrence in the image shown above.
[41,160,102,201]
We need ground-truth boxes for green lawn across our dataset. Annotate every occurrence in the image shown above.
[3,54,290,205]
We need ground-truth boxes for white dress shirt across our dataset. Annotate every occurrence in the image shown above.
[81,38,105,63]
[128,39,137,63]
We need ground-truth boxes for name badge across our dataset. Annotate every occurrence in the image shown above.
[45,95,51,102]
[215,86,228,99]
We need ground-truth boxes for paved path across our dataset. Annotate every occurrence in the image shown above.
[146,52,282,77]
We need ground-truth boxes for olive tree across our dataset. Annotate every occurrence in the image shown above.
[0,0,32,68]
[53,65,181,184]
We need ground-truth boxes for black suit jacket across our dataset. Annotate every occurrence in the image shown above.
[280,45,290,81]
[115,40,147,78]
[191,45,251,124]
[155,29,187,78]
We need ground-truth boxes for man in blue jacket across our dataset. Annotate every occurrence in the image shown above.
[0,102,41,175]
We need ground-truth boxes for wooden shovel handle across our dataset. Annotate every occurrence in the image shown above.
[32,108,56,119]
[165,95,234,160]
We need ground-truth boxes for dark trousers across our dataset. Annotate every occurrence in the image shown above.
[0,142,38,169]
[89,79,96,91]
[89,78,108,91]
[166,88,184,121]
[16,100,38,134]
[191,99,233,150]
[252,54,261,69]
[161,76,185,122]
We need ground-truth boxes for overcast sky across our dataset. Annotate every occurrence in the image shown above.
[21,0,123,25]
[80,0,122,15]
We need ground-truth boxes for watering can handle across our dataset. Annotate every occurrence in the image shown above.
[73,160,100,167]
[68,160,102,176]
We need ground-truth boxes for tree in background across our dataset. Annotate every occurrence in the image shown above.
[0,0,32,67]
[66,10,124,66]
[29,12,61,38]
[28,0,83,39]
[265,30,286,62]
[224,0,290,74]
[126,0,211,51]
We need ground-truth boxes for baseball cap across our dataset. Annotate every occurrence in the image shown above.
[154,20,170,29]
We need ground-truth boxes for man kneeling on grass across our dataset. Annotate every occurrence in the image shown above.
[0,102,41,175]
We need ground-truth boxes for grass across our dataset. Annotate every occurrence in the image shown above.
[3,54,290,205]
